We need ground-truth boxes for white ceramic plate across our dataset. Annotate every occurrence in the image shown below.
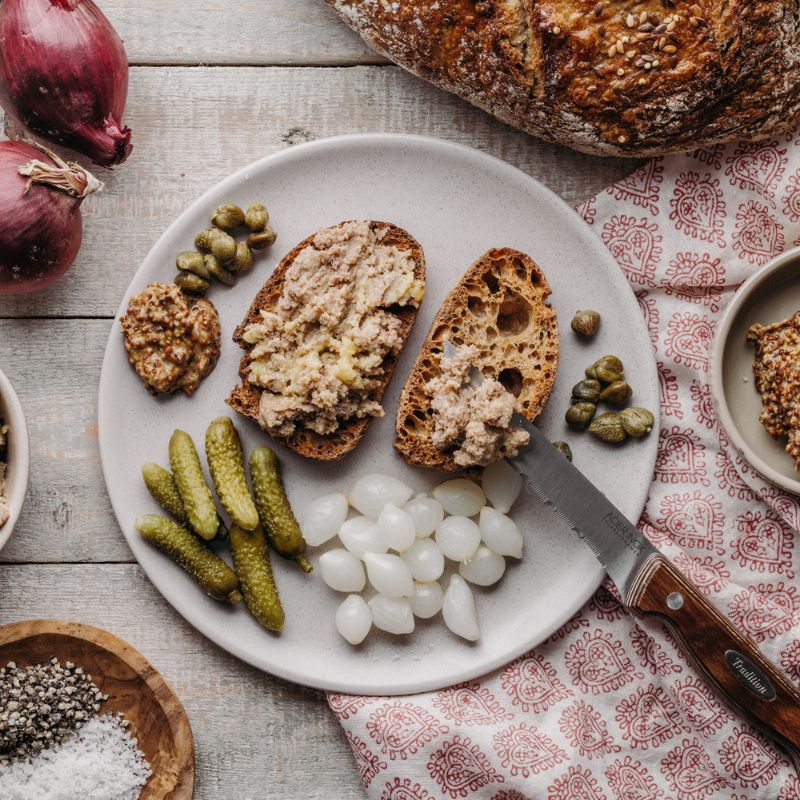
[712,246,800,494]
[99,134,659,695]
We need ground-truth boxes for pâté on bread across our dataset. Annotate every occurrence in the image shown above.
[395,248,558,471]
[227,220,426,461]
[326,0,800,157]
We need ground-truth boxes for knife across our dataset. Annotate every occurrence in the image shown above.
[508,415,800,773]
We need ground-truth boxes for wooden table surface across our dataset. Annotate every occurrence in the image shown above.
[0,3,637,797]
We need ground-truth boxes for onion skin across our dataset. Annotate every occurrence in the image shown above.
[0,0,132,167]
[0,141,98,294]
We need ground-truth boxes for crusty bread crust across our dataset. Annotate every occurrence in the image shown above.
[326,0,800,157]
[226,221,425,461]
[394,248,558,472]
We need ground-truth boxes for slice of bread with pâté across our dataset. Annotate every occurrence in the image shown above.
[394,248,558,471]
[227,220,426,461]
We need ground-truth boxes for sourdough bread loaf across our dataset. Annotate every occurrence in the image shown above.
[326,0,800,156]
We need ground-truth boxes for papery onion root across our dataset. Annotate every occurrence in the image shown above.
[17,141,103,198]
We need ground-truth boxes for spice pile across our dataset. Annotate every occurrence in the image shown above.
[0,715,150,800]
[0,657,105,766]
[0,658,151,799]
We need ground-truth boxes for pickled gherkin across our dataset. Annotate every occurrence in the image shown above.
[205,417,259,531]
[229,524,285,632]
[249,446,312,573]
[136,515,241,603]
[142,462,188,524]
[169,429,219,540]
[142,462,228,540]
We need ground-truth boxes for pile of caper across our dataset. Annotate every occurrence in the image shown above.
[566,355,654,444]
[174,202,277,294]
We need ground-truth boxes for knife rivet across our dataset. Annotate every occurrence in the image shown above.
[667,592,684,610]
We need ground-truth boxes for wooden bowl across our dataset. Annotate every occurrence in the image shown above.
[0,620,194,799]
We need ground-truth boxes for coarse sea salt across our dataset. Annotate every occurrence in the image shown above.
[0,714,151,800]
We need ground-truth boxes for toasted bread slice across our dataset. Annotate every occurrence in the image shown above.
[394,248,558,471]
[227,220,425,461]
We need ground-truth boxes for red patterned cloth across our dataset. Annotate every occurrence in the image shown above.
[329,136,800,800]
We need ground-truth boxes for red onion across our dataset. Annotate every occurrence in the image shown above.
[0,140,102,294]
[0,0,132,168]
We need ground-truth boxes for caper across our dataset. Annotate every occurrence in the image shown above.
[571,378,601,403]
[571,309,601,338]
[194,227,222,252]
[176,250,211,279]
[553,441,573,461]
[599,379,632,406]
[230,241,254,272]
[174,272,209,294]
[203,255,236,286]
[565,402,597,431]
[586,355,624,384]
[620,407,655,437]
[588,411,627,443]
[211,203,245,230]
[210,230,237,264]
[245,203,269,232]
[247,228,277,250]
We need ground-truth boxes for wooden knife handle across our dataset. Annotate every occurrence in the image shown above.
[627,552,800,773]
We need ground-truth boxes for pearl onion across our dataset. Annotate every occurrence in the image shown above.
[442,574,480,641]
[364,552,414,597]
[409,581,443,619]
[319,549,366,593]
[349,474,413,518]
[435,515,481,561]
[339,516,387,560]
[377,503,417,553]
[335,595,372,645]
[402,538,445,582]
[481,459,522,513]
[459,546,506,586]
[303,493,349,547]
[432,478,486,517]
[479,507,523,558]
[368,596,414,635]
[404,495,444,538]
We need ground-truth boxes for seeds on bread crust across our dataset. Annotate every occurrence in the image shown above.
[395,248,559,472]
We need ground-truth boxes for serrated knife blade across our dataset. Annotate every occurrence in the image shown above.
[507,415,657,601]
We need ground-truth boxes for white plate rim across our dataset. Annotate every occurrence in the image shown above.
[98,133,659,694]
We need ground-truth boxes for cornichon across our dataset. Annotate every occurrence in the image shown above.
[142,462,228,539]
[249,446,312,573]
[136,515,241,603]
[169,429,219,540]
[229,524,285,632]
[142,463,188,524]
[205,417,259,531]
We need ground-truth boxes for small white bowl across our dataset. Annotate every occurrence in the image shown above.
[711,246,800,494]
[0,366,29,551]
